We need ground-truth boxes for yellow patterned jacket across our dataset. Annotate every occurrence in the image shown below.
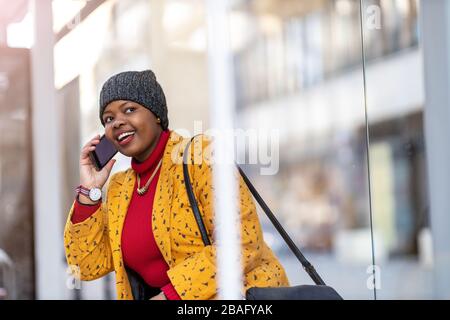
[64,130,289,300]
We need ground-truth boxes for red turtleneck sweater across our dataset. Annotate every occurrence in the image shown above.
[71,130,180,300]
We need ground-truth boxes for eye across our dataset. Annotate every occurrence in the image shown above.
[104,116,113,124]
[125,107,135,114]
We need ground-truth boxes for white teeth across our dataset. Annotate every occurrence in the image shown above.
[117,131,135,141]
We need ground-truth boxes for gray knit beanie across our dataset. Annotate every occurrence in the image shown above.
[99,70,169,130]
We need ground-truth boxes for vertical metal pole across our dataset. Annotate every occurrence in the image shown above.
[30,0,68,299]
[205,0,243,300]
[420,0,450,299]
[359,0,377,300]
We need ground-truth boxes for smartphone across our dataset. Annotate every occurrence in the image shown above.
[89,134,118,171]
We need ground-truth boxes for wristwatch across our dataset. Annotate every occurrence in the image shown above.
[76,185,102,202]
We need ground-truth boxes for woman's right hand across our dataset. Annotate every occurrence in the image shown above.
[79,134,116,191]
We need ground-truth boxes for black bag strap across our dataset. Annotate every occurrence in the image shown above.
[182,136,212,246]
[182,136,326,286]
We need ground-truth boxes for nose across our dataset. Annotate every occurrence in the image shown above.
[113,117,126,129]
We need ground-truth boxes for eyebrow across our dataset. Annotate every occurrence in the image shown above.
[102,101,131,116]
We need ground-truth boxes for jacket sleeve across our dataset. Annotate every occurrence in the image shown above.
[63,173,121,281]
[71,196,101,224]
[167,136,265,300]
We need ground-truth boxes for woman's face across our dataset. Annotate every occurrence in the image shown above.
[102,100,163,162]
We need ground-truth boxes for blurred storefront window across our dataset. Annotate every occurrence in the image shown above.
[0,47,34,299]
[362,0,430,299]
[230,0,373,299]
[233,0,419,109]
[230,0,427,299]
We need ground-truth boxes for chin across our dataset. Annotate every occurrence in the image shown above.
[117,146,138,158]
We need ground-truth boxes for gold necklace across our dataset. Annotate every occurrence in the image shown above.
[136,158,163,196]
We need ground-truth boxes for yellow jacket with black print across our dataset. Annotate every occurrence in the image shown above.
[64,130,289,300]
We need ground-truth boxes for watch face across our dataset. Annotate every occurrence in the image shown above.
[89,188,102,201]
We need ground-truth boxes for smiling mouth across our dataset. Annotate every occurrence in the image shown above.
[117,131,135,142]
[116,131,136,146]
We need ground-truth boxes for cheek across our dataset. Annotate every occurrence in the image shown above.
[134,120,150,136]
[104,129,115,142]
[135,127,154,148]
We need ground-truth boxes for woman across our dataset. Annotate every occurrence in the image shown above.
[64,70,289,300]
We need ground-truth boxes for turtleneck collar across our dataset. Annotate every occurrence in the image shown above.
[131,129,170,174]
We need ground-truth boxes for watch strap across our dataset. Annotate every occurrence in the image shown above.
[76,185,90,197]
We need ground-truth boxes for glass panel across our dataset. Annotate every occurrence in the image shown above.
[230,0,374,299]
[53,0,377,299]
[361,0,430,299]
[0,48,34,299]
[54,0,210,299]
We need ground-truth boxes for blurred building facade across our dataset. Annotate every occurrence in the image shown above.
[0,1,35,299]
[0,0,449,300]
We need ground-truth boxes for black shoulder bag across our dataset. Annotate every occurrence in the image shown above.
[182,137,343,300]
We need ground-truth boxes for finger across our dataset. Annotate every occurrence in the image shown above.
[80,146,97,161]
[83,141,100,153]
[82,134,101,148]
[85,138,101,151]
[104,159,116,173]
[80,134,102,162]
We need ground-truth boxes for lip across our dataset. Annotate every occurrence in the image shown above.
[118,133,135,146]
[115,129,135,141]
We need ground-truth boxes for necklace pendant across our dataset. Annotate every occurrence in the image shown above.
[135,158,163,196]
[137,187,147,195]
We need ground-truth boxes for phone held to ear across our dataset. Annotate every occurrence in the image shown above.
[89,134,118,171]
